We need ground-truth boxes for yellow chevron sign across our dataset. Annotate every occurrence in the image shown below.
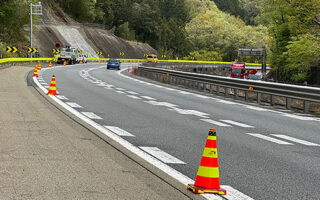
[120,52,125,56]
[28,48,37,53]
[96,51,102,55]
[6,46,18,53]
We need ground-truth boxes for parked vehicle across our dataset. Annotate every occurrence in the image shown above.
[57,47,79,65]
[230,62,246,78]
[107,58,120,70]
[146,54,158,63]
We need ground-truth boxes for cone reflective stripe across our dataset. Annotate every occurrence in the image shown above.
[48,62,52,68]
[47,75,57,95]
[33,67,38,77]
[187,129,226,195]
[63,61,66,66]
[37,62,41,71]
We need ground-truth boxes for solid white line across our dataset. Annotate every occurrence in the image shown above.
[127,91,139,95]
[116,87,125,90]
[193,94,211,99]
[104,87,113,90]
[271,134,320,146]
[139,147,186,164]
[116,91,125,94]
[141,96,156,100]
[44,86,49,89]
[179,91,191,95]
[247,133,294,145]
[126,95,141,99]
[81,112,102,119]
[244,105,267,111]
[104,126,135,137]
[66,102,82,108]
[201,119,232,127]
[221,120,254,128]
[144,100,178,108]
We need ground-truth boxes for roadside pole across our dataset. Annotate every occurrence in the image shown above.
[29,2,42,58]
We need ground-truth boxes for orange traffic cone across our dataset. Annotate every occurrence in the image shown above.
[187,129,226,195]
[37,62,41,71]
[48,62,52,68]
[98,60,101,64]
[132,66,135,75]
[47,75,57,95]
[80,60,83,64]
[63,61,66,66]
[33,66,38,77]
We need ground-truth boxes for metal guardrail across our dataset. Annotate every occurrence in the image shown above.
[137,66,320,113]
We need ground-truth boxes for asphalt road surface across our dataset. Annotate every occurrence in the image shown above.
[37,63,320,200]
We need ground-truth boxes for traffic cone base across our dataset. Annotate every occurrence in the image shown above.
[188,129,226,195]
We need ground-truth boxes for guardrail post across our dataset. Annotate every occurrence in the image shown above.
[203,83,207,92]
[304,101,309,113]
[257,93,261,104]
[270,95,275,106]
[225,87,228,97]
[216,86,220,95]
[245,90,249,101]
[210,84,213,93]
[286,97,291,109]
[198,82,201,90]
[234,89,238,99]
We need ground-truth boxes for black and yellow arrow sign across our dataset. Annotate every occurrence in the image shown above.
[28,48,37,53]
[6,46,18,53]
[56,49,60,54]
[96,51,102,55]
[78,50,82,54]
[120,52,125,56]
[162,54,166,58]
[144,53,148,57]
[52,49,56,54]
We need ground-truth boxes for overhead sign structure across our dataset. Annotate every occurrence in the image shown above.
[6,46,18,53]
[120,52,125,56]
[52,49,60,54]
[238,47,267,80]
[96,51,102,55]
[28,48,37,54]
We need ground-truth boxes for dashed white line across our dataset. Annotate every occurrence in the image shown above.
[65,102,82,108]
[116,87,125,90]
[271,134,320,146]
[247,133,294,145]
[127,91,139,95]
[141,96,156,100]
[104,126,135,137]
[139,147,186,164]
[126,95,141,100]
[56,95,69,100]
[145,100,178,108]
[220,120,254,128]
[179,91,192,95]
[200,119,232,127]
[81,112,102,119]
[244,105,268,111]
[116,91,125,94]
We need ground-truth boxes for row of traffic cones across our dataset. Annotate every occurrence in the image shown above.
[33,62,57,95]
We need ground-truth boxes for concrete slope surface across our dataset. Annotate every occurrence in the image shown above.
[37,63,320,200]
[32,0,157,58]
[0,66,194,200]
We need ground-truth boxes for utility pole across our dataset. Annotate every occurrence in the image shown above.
[29,2,42,58]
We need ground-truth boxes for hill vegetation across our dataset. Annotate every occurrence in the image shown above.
[0,0,319,83]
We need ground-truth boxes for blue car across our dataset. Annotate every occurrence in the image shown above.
[107,58,120,70]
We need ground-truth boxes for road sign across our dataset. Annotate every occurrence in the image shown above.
[52,49,56,54]
[28,47,37,53]
[96,51,102,55]
[162,54,166,58]
[55,42,61,49]
[238,48,264,56]
[6,46,18,53]
[78,50,82,54]
[144,53,148,57]
[120,52,125,56]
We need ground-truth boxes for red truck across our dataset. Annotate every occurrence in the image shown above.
[230,62,259,79]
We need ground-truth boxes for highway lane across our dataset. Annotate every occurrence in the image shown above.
[38,63,320,200]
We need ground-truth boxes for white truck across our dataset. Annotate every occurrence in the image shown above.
[57,47,79,65]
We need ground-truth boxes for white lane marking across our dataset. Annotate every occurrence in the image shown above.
[65,102,82,108]
[165,88,176,91]
[41,83,48,85]
[247,133,294,145]
[244,105,268,111]
[126,95,141,100]
[116,87,125,90]
[44,86,49,89]
[139,147,186,164]
[217,100,238,105]
[56,95,69,100]
[200,119,232,127]
[208,185,255,200]
[104,126,135,137]
[104,87,114,90]
[116,91,125,94]
[271,134,320,146]
[281,113,317,121]
[169,107,210,118]
[127,91,139,95]
[220,120,254,128]
[97,82,108,87]
[144,100,178,108]
[81,112,103,119]
[141,96,156,100]
[179,91,191,95]
[194,94,211,99]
